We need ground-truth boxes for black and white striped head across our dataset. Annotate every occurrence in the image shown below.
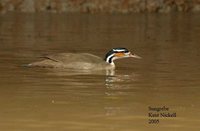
[104,48,141,64]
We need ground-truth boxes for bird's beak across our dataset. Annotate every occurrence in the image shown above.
[130,54,142,59]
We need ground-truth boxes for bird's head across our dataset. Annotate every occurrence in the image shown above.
[104,47,141,64]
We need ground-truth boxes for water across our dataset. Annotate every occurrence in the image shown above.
[0,13,200,131]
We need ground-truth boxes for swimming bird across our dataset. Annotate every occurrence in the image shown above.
[28,48,141,70]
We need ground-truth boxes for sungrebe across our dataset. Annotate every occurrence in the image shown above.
[28,48,141,70]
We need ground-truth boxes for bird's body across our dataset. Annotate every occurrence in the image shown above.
[29,53,114,70]
[28,48,141,70]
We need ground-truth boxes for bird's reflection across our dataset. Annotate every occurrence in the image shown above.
[37,67,137,86]
[105,70,137,88]
[104,69,138,116]
[31,67,138,94]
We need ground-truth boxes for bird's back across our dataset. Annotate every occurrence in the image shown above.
[45,53,103,63]
[28,53,112,70]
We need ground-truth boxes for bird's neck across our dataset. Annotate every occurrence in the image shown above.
[105,54,115,64]
[110,62,115,68]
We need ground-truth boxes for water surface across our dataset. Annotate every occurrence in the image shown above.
[0,13,200,131]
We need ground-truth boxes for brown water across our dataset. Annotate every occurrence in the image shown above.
[0,13,200,131]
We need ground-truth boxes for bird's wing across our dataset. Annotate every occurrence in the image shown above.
[41,53,103,63]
